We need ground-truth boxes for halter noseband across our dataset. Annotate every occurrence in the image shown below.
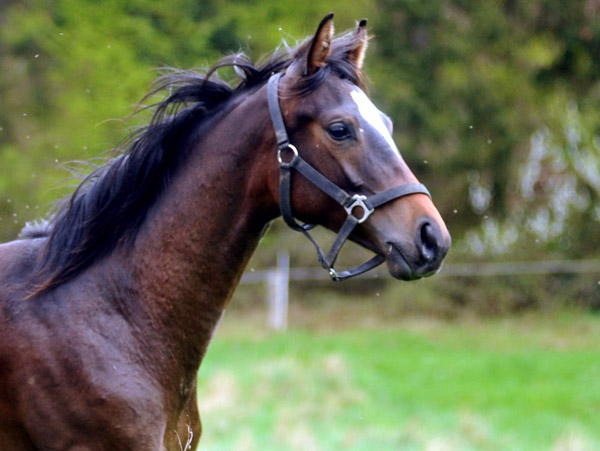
[267,73,431,281]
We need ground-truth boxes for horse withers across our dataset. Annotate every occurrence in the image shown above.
[0,14,450,450]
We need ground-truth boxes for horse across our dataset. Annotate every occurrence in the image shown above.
[0,14,450,450]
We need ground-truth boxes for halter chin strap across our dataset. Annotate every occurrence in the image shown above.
[267,73,431,281]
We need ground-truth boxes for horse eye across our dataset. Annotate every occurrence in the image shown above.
[327,123,353,141]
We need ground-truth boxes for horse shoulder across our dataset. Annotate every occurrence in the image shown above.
[0,238,45,449]
[0,240,171,449]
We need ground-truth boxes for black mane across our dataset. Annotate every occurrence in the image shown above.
[27,31,365,295]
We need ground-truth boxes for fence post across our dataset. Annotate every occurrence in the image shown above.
[267,251,289,331]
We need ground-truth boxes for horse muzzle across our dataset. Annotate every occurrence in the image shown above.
[383,218,451,280]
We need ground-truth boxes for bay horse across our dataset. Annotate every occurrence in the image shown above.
[0,14,450,450]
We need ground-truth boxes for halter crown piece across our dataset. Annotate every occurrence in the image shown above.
[267,73,432,281]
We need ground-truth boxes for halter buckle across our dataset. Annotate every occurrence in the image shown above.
[328,268,340,281]
[344,195,374,224]
[277,144,299,168]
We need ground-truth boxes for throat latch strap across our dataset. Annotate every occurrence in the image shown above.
[267,73,431,281]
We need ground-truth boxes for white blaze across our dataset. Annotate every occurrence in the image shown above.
[350,88,399,155]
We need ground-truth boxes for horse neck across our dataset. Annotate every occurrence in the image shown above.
[111,85,277,376]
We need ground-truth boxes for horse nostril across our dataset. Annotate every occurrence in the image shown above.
[418,222,439,262]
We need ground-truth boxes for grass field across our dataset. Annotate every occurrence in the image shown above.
[196,311,600,450]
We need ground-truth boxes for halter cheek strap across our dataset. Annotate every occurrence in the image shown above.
[267,73,431,281]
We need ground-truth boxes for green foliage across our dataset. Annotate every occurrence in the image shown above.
[1,0,599,262]
[0,0,374,240]
[369,1,600,256]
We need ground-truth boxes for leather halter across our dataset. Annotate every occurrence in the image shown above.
[267,73,431,281]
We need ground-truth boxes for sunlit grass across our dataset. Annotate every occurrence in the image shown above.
[197,312,600,450]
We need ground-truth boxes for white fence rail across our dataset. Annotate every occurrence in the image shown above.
[266,251,289,331]
[241,255,600,331]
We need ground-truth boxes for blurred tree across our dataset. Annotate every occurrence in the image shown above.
[370,0,600,259]
[0,0,598,266]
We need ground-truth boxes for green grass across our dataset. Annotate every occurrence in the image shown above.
[196,312,600,450]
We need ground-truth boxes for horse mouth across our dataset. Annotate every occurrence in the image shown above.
[384,241,438,281]
[382,242,413,280]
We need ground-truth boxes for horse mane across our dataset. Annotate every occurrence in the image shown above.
[26,29,366,296]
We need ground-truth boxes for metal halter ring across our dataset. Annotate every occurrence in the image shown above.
[277,144,299,168]
[328,268,340,281]
[344,195,374,224]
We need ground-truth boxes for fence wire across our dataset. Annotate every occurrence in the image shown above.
[241,259,600,284]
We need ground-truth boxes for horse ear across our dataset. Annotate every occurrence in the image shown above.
[306,13,335,75]
[348,19,368,69]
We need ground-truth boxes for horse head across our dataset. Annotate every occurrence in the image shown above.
[267,14,451,280]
